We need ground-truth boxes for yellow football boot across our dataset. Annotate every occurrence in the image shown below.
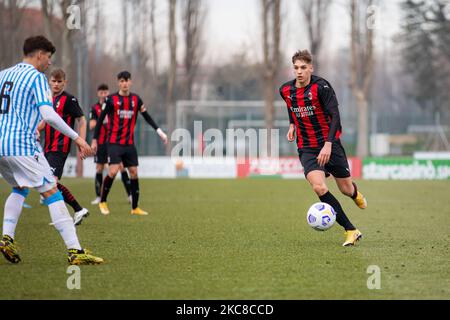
[342,229,363,247]
[99,202,110,215]
[131,208,149,216]
[0,235,21,264]
[353,191,367,209]
[68,249,104,265]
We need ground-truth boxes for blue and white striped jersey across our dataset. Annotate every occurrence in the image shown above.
[0,63,52,156]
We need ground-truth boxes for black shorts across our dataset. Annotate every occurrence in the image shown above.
[298,142,351,179]
[45,152,69,180]
[94,143,108,164]
[108,144,139,167]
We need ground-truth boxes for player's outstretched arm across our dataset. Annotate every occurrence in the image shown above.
[157,128,168,145]
[74,137,93,160]
[140,107,168,145]
[39,105,79,140]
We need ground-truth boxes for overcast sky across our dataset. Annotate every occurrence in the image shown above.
[98,0,403,67]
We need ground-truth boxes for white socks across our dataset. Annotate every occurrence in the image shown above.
[48,200,82,250]
[3,192,25,239]
[3,190,82,251]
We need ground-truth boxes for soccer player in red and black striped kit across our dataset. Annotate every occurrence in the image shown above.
[89,84,132,205]
[279,50,367,247]
[91,71,168,215]
[38,68,89,226]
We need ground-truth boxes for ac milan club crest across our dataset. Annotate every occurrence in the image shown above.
[308,91,313,101]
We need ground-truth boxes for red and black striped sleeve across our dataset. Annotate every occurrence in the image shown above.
[318,82,341,143]
[67,96,84,119]
[94,97,113,140]
[279,84,295,125]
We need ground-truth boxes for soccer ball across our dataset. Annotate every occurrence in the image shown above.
[306,202,336,231]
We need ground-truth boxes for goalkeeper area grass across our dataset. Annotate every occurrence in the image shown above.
[0,178,448,299]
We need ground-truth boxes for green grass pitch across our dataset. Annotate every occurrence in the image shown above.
[0,178,449,299]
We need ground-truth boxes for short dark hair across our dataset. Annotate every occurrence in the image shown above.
[292,50,313,64]
[50,68,66,80]
[97,84,109,91]
[117,71,131,80]
[23,36,56,56]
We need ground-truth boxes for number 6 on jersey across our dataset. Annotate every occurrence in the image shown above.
[0,81,14,114]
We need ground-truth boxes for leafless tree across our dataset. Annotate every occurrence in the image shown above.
[349,0,375,157]
[261,0,281,152]
[0,0,32,69]
[40,0,76,73]
[40,0,55,43]
[181,0,206,99]
[298,0,330,72]
[93,0,103,64]
[61,0,75,74]
[122,0,130,60]
[150,0,159,79]
[40,0,90,175]
[166,0,178,154]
